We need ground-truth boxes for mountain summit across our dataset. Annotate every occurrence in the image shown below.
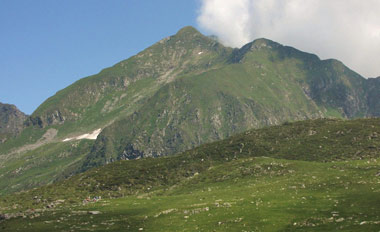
[175,25,202,37]
[0,103,27,143]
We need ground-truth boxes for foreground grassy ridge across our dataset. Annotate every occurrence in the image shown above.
[2,118,380,202]
[0,118,380,231]
[1,157,380,231]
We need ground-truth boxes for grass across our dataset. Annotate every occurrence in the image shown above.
[1,27,380,231]
[21,27,378,170]
[85,35,375,169]
[0,126,47,155]
[0,140,94,195]
[1,118,380,231]
[1,157,379,231]
[2,27,378,196]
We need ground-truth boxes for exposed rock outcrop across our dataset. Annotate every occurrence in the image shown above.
[0,102,27,143]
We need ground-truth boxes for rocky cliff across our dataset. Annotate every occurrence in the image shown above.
[0,103,27,143]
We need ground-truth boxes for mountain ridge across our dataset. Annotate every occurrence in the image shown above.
[26,27,378,130]
[27,26,230,130]
[80,27,380,169]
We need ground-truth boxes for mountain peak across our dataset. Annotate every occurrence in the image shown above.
[239,38,282,55]
[0,102,27,142]
[155,26,211,47]
[0,102,27,118]
[175,26,201,36]
[249,38,281,50]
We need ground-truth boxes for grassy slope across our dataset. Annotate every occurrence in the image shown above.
[2,158,380,231]
[0,140,94,195]
[1,118,380,231]
[84,42,355,168]
[0,126,47,155]
[30,26,230,135]
[1,27,228,154]
[0,27,231,194]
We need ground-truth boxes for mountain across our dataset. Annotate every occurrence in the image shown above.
[0,103,27,143]
[0,26,379,194]
[1,118,380,231]
[366,76,380,116]
[82,30,380,169]
[27,26,231,131]
[0,26,231,194]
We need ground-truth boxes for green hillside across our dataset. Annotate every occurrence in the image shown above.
[1,118,380,231]
[83,36,379,169]
[0,26,231,193]
[0,103,27,144]
[0,139,93,195]
[28,26,230,134]
[1,26,380,195]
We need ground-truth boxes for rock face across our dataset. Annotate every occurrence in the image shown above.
[0,103,27,143]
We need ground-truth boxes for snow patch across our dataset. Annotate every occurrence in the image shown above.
[62,128,102,142]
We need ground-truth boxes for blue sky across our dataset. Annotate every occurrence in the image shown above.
[0,0,200,114]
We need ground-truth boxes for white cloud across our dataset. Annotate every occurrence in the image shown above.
[197,0,380,77]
